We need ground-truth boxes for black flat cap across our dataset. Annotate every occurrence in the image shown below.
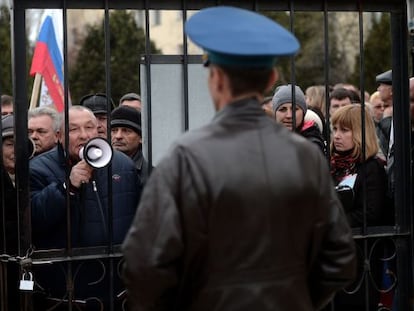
[79,93,114,114]
[375,70,392,85]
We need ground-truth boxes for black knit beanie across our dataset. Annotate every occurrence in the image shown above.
[110,105,142,135]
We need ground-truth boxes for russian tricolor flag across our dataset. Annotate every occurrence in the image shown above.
[30,15,65,112]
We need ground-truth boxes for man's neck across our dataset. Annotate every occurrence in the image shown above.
[216,92,263,111]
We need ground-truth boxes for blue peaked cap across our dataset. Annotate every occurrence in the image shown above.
[185,6,300,67]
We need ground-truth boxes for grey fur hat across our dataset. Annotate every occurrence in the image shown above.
[272,84,307,114]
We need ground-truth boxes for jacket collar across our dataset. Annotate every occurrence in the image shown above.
[213,97,264,124]
[132,149,144,170]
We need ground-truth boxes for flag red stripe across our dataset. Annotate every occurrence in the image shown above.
[30,42,64,112]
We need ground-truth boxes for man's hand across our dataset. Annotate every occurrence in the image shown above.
[69,160,94,188]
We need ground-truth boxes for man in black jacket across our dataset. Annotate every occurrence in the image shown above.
[122,6,356,311]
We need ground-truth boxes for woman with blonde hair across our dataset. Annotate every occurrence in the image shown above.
[305,85,326,116]
[330,104,390,227]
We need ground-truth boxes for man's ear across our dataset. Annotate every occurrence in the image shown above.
[210,66,226,94]
[265,68,279,94]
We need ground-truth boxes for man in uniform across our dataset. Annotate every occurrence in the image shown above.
[122,6,356,311]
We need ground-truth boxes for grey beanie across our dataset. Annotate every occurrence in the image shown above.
[272,84,307,115]
[2,114,36,158]
[2,114,14,138]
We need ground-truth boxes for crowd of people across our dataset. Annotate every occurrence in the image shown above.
[1,91,148,309]
[266,68,411,231]
[263,70,406,310]
[0,67,407,311]
[0,5,411,311]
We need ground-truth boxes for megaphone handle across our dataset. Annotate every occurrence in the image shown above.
[92,180,108,238]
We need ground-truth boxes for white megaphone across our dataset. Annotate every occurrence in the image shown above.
[79,137,113,168]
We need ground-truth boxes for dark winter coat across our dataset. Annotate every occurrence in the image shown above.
[335,157,390,227]
[300,120,326,155]
[122,97,356,311]
[132,148,151,186]
[0,168,18,254]
[376,116,392,157]
[30,143,141,249]
[0,168,20,309]
[30,143,141,309]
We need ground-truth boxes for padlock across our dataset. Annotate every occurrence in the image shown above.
[19,271,34,291]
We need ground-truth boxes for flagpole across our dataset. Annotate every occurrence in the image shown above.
[29,73,42,110]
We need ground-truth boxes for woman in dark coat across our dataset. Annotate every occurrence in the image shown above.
[330,104,390,227]
[330,104,392,311]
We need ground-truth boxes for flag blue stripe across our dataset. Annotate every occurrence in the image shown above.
[38,16,63,84]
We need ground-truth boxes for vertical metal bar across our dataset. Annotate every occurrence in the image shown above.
[357,3,367,234]
[182,0,189,131]
[63,4,70,253]
[59,4,75,310]
[11,4,32,310]
[323,0,331,161]
[357,11,366,109]
[392,6,411,244]
[391,6,412,310]
[0,16,5,309]
[144,0,153,170]
[63,9,72,256]
[356,4,370,311]
[11,0,30,258]
[0,265,4,311]
[358,9,368,307]
[61,3,75,310]
[103,3,115,310]
[104,0,114,252]
[322,4,333,311]
[289,1,296,129]
[410,0,414,76]
[0,31,4,302]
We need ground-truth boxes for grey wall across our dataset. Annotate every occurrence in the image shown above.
[141,61,214,166]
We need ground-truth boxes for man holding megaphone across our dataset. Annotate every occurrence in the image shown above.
[29,105,141,309]
[30,105,141,247]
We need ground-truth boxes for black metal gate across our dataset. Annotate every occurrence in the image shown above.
[1,0,412,310]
